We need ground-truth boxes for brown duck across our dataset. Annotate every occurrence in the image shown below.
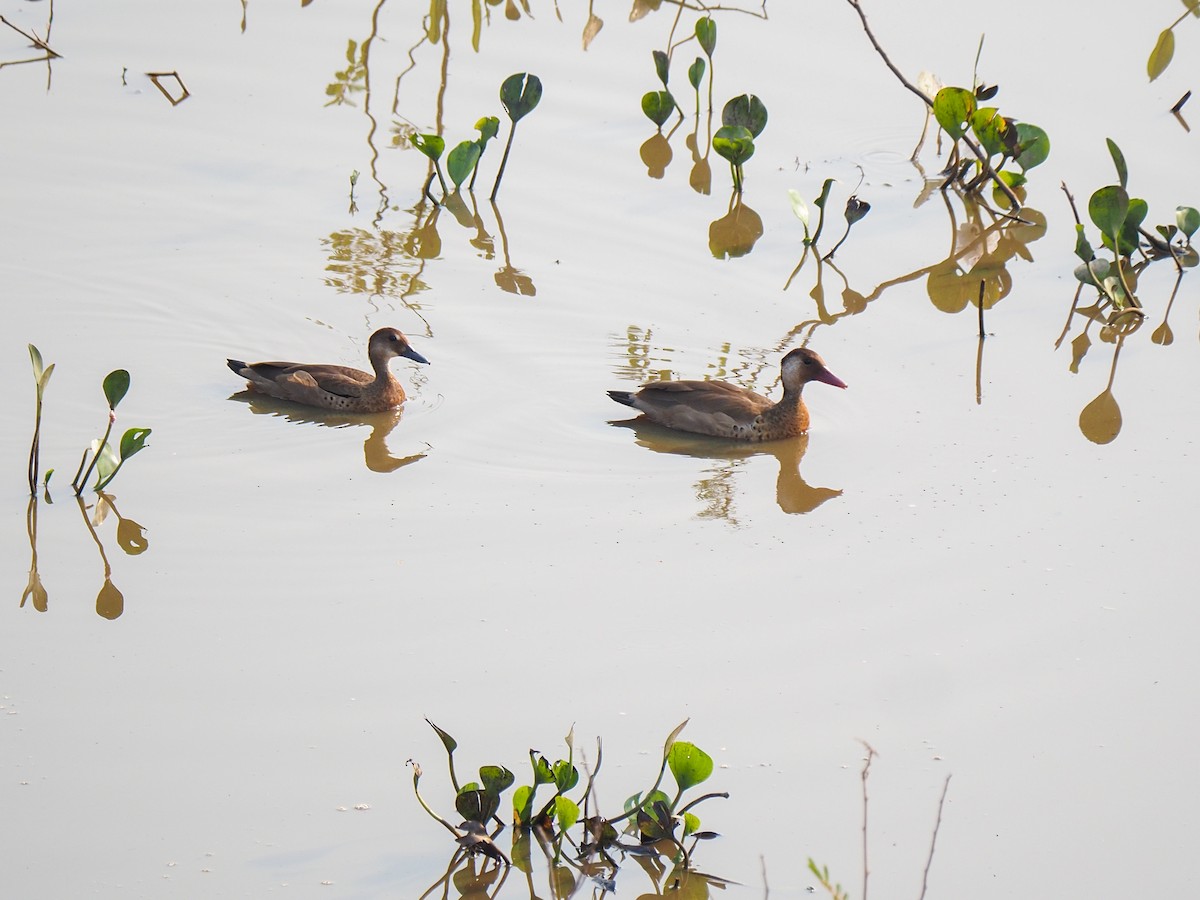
[607,347,846,441]
[227,327,429,413]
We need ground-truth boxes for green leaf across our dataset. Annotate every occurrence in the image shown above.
[456,787,498,823]
[969,107,1016,158]
[641,90,676,128]
[480,765,514,795]
[500,72,542,123]
[682,811,701,838]
[1106,197,1148,255]
[411,133,445,161]
[695,17,716,57]
[531,752,555,785]
[668,741,713,791]
[103,370,130,410]
[687,57,705,91]
[1074,258,1109,286]
[1073,224,1096,263]
[512,784,534,824]
[721,94,767,137]
[446,140,482,188]
[475,116,500,144]
[1177,206,1200,239]
[652,49,669,87]
[1148,28,1175,81]
[1106,138,1129,190]
[426,719,458,755]
[553,795,580,831]
[1088,185,1129,237]
[712,125,755,166]
[119,427,151,460]
[932,87,975,141]
[552,759,578,793]
[1013,123,1050,171]
[38,363,54,392]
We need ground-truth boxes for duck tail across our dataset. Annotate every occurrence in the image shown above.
[227,359,248,375]
[606,390,637,408]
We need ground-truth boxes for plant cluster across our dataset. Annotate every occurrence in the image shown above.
[27,345,152,498]
[1065,139,1198,317]
[408,719,727,891]
[412,72,542,203]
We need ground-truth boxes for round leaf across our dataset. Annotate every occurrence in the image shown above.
[1177,206,1200,239]
[641,90,676,128]
[721,94,767,137]
[474,116,500,144]
[1088,185,1129,237]
[667,741,713,791]
[687,57,705,91]
[103,369,130,409]
[500,72,543,123]
[554,796,580,831]
[712,125,754,165]
[411,133,445,161]
[932,87,975,141]
[1013,123,1050,171]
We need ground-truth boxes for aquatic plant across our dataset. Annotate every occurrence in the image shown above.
[713,94,767,194]
[491,72,542,201]
[27,344,54,497]
[1064,138,1197,315]
[789,176,872,259]
[408,719,726,886]
[70,369,152,496]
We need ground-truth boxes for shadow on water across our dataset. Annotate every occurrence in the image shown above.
[610,418,841,520]
[229,391,429,473]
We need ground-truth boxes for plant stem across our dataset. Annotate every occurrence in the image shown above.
[490,122,518,202]
[75,412,114,496]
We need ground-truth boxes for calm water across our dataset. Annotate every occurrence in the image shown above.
[3,1,1199,897]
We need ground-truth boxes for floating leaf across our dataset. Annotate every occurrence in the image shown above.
[932,87,975,141]
[721,94,767,137]
[641,90,676,128]
[103,369,130,410]
[552,759,579,793]
[712,125,755,166]
[844,196,870,225]
[512,784,534,824]
[447,140,482,188]
[1106,138,1129,190]
[1148,28,1175,81]
[500,72,542,123]
[969,107,1012,157]
[652,49,669,86]
[695,17,716,57]
[456,786,499,823]
[668,741,713,791]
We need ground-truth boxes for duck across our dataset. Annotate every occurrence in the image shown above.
[227,327,429,413]
[607,347,846,441]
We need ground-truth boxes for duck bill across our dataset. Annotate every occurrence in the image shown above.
[817,368,847,389]
[403,347,430,365]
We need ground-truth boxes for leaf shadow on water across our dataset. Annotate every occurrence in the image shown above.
[229,392,429,473]
[609,418,842,521]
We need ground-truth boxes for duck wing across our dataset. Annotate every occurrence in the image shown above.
[630,380,773,436]
[248,362,374,398]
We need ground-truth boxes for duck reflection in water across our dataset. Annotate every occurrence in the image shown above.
[229,395,428,474]
[609,420,841,517]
